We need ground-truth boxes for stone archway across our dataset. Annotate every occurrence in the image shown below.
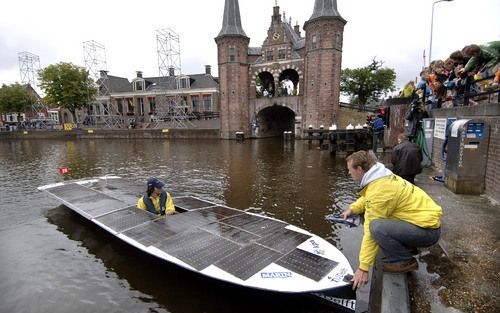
[257,71,275,97]
[278,69,299,96]
[255,105,295,138]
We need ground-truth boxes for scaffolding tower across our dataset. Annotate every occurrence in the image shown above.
[153,28,195,128]
[18,51,52,127]
[83,40,108,84]
[157,28,181,77]
[18,51,40,89]
[83,40,122,128]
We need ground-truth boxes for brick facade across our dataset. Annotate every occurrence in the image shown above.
[216,36,250,139]
[303,19,344,130]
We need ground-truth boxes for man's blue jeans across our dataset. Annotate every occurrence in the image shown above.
[370,219,441,263]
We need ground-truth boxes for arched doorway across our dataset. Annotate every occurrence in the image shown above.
[255,105,295,137]
[278,69,299,96]
[257,71,275,98]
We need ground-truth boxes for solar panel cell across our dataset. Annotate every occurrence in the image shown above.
[201,222,259,245]
[174,197,215,211]
[257,228,311,254]
[215,244,283,280]
[95,206,159,232]
[221,214,287,237]
[48,183,128,216]
[122,220,177,247]
[155,229,240,270]
[276,249,339,282]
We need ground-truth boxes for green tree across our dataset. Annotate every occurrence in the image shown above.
[38,62,96,122]
[340,58,396,107]
[0,83,36,125]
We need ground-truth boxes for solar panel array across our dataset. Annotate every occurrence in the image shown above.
[45,179,340,282]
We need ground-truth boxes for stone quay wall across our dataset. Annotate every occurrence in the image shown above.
[0,128,221,140]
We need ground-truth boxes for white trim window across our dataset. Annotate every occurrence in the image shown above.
[203,95,212,112]
[229,47,236,62]
[177,76,190,89]
[133,79,145,91]
[191,95,200,112]
[311,34,318,49]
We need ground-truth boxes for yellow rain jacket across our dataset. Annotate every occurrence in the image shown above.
[137,191,175,215]
[349,163,442,271]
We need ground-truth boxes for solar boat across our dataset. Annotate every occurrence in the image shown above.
[38,176,356,312]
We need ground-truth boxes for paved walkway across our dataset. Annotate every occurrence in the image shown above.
[407,168,500,313]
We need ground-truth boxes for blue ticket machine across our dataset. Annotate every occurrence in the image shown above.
[445,119,490,194]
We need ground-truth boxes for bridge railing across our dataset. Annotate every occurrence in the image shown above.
[303,128,373,154]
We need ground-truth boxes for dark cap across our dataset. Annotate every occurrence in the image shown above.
[147,177,165,189]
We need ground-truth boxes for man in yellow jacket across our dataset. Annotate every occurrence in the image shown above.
[137,177,176,215]
[342,151,442,290]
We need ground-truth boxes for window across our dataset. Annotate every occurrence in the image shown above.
[191,95,200,112]
[127,98,134,113]
[94,104,101,115]
[203,95,212,111]
[116,99,124,114]
[102,102,109,115]
[149,98,156,113]
[229,47,236,62]
[278,48,286,60]
[335,32,342,50]
[266,49,274,61]
[177,76,190,89]
[134,80,144,91]
[312,34,318,49]
[137,98,144,115]
[49,111,58,121]
[167,96,176,113]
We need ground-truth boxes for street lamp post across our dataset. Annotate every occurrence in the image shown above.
[429,0,453,66]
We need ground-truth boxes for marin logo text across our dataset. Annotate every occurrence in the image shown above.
[261,271,293,279]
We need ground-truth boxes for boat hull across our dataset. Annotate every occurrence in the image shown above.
[38,177,356,310]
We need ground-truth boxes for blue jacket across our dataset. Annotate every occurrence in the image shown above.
[372,117,384,131]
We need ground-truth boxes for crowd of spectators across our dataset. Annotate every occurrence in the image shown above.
[400,40,500,110]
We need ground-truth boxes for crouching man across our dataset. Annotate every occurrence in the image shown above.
[342,151,442,289]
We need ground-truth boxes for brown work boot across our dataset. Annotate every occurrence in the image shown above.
[382,258,418,273]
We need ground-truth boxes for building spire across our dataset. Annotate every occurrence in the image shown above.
[308,0,345,23]
[217,0,247,38]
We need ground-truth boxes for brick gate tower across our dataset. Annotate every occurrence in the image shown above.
[215,0,250,139]
[216,0,346,139]
[303,0,346,130]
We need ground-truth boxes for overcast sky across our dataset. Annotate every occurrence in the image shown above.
[1,0,499,91]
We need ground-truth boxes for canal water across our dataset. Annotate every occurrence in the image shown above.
[0,138,364,313]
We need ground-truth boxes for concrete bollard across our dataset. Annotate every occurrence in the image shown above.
[235,131,245,141]
[283,131,294,140]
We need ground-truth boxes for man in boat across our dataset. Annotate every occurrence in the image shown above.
[342,151,442,290]
[137,177,176,215]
